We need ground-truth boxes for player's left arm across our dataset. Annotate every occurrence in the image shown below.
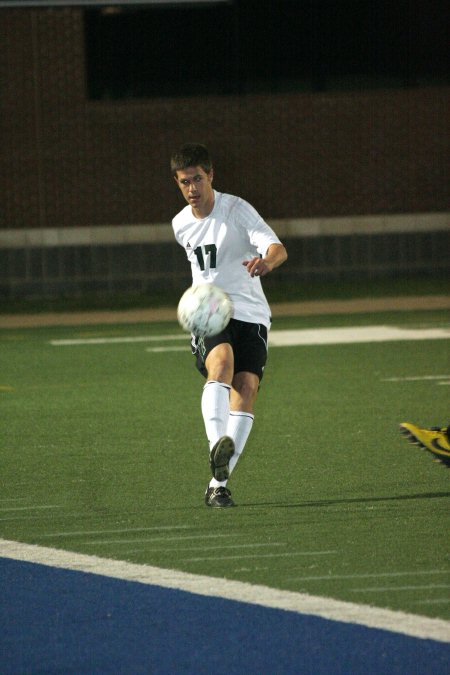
[243,243,288,278]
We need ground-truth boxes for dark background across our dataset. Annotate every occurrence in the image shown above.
[0,1,449,302]
[86,0,449,99]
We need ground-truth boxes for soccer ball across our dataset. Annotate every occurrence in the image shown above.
[177,283,233,337]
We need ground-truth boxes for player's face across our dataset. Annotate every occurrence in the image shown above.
[174,166,214,217]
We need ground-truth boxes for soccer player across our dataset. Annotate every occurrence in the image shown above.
[171,143,288,507]
[399,422,450,467]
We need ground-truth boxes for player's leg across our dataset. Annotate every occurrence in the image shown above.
[194,335,234,449]
[227,412,254,474]
[225,322,268,477]
[198,321,267,507]
[192,332,236,506]
[206,379,256,506]
[227,372,258,474]
[202,343,235,483]
[202,343,234,445]
[206,345,262,485]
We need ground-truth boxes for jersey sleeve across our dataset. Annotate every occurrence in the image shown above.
[236,198,282,256]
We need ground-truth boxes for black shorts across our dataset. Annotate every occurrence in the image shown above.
[191,318,268,381]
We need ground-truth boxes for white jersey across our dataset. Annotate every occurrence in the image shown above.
[172,190,282,327]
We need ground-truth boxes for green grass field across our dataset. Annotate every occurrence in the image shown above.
[1,306,449,621]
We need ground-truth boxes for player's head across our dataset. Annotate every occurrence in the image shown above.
[171,143,215,216]
[170,143,212,176]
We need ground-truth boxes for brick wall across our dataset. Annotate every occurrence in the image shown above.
[0,7,449,301]
[1,7,449,230]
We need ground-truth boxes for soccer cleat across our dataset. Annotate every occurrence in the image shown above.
[205,486,235,508]
[399,422,450,467]
[209,435,235,481]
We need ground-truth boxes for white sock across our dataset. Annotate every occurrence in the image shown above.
[227,411,254,474]
[201,380,231,451]
[208,411,254,489]
[209,477,226,488]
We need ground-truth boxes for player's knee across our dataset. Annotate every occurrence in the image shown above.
[206,360,233,383]
[232,373,259,405]
[205,345,234,382]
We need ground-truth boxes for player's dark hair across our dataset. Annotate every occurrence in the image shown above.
[171,143,212,176]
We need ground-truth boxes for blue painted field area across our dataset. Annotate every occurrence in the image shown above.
[1,558,449,675]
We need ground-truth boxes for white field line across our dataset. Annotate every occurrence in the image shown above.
[81,533,247,545]
[39,525,191,538]
[269,326,450,346]
[182,551,337,562]
[1,539,449,643]
[50,334,186,346]
[146,346,188,352]
[0,498,28,502]
[0,505,62,512]
[0,515,72,522]
[382,375,450,382]
[127,543,286,553]
[351,585,450,593]
[49,325,450,348]
[288,570,449,581]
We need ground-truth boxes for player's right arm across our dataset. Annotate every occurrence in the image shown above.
[243,243,287,277]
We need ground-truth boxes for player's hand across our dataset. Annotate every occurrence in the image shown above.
[242,257,270,277]
[243,245,287,277]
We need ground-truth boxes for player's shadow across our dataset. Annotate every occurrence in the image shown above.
[243,490,450,509]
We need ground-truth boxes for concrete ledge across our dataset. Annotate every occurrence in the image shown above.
[0,212,448,249]
[1,295,449,328]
